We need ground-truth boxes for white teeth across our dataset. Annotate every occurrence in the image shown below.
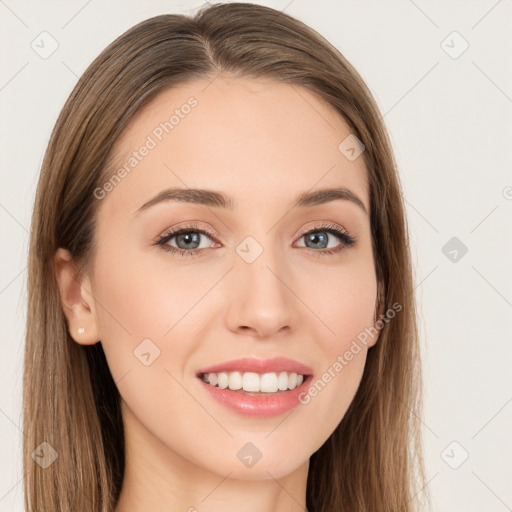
[242,372,260,392]
[260,372,278,393]
[277,371,289,390]
[228,371,242,390]
[201,371,307,393]
[217,372,229,389]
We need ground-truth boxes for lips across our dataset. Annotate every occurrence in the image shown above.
[196,356,313,376]
[195,357,314,418]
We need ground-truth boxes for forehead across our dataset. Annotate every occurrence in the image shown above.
[99,74,369,219]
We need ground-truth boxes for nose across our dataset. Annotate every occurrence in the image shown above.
[224,245,299,339]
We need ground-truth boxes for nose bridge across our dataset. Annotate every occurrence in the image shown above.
[237,232,289,300]
[225,230,298,336]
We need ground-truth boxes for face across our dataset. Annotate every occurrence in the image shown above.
[59,74,380,481]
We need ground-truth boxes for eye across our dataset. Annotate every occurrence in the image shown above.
[155,222,219,257]
[294,222,356,256]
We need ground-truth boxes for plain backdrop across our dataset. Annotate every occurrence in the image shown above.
[1,1,511,511]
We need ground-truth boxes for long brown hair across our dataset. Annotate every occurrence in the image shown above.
[24,3,426,510]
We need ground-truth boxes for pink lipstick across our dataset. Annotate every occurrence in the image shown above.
[196,357,313,418]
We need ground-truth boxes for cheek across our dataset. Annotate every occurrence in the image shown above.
[293,259,377,442]
[91,244,207,353]
[88,247,177,390]
[89,247,221,428]
[300,254,377,348]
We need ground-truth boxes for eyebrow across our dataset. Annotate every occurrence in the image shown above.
[135,186,368,216]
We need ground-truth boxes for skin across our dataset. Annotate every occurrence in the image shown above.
[55,74,381,512]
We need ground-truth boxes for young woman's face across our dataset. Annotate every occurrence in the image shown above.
[83,74,379,480]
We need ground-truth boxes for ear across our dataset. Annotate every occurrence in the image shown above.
[54,248,100,345]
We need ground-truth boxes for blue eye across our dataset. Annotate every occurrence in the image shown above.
[155,225,217,257]
[155,221,356,257]
[295,225,356,256]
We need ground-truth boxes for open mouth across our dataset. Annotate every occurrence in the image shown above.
[194,357,314,417]
[197,371,311,395]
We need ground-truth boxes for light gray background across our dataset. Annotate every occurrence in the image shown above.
[1,1,511,510]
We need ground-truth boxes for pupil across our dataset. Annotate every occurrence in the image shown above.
[307,232,327,249]
[178,232,200,249]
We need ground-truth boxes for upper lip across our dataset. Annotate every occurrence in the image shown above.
[196,357,313,376]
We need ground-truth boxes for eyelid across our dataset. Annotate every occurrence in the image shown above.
[295,220,351,239]
[154,220,356,256]
[154,221,219,245]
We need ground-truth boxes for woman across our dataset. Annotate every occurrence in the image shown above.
[24,3,426,511]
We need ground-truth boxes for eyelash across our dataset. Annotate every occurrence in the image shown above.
[154,221,356,258]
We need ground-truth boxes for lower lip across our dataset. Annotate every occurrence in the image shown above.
[198,375,313,418]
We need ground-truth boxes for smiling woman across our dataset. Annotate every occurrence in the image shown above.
[24,3,426,512]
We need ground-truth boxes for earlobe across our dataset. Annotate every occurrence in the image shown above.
[54,248,100,345]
